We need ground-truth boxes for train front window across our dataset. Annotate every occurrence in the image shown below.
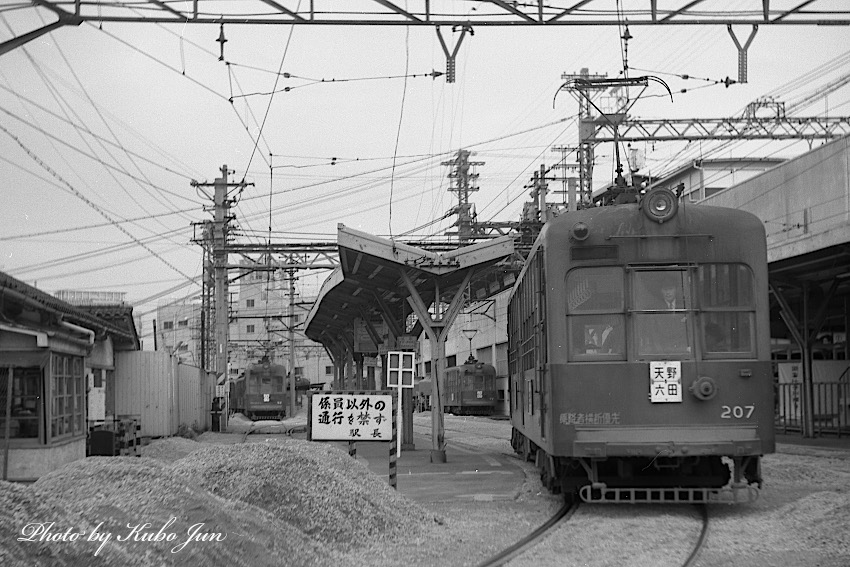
[699,264,755,356]
[566,267,625,359]
[260,375,272,393]
[633,270,694,358]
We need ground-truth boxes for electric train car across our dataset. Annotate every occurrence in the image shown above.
[229,357,310,420]
[443,356,498,416]
[507,187,774,503]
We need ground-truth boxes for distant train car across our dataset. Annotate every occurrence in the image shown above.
[508,188,774,503]
[443,356,498,416]
[229,357,310,420]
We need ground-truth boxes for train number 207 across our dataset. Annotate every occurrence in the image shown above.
[721,405,755,419]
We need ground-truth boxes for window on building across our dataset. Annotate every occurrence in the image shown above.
[291,314,300,323]
[246,325,255,334]
[178,319,188,327]
[294,367,303,377]
[247,299,255,308]
[0,366,41,439]
[162,321,174,330]
[325,366,333,376]
[50,354,85,440]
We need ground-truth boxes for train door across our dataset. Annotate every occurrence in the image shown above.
[535,252,547,441]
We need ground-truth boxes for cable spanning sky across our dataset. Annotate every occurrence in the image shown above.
[1,2,848,345]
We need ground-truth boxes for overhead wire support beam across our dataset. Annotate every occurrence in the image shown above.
[583,116,850,142]
[259,0,308,21]
[0,1,81,56]
[372,0,424,22]
[147,0,185,19]
[19,2,850,26]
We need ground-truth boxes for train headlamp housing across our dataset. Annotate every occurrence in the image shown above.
[571,222,590,241]
[689,376,718,401]
[640,188,679,224]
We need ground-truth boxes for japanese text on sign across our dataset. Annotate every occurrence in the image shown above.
[310,393,393,441]
[649,361,682,403]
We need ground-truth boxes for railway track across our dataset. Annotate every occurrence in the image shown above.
[474,500,579,567]
[414,416,712,567]
[474,501,709,567]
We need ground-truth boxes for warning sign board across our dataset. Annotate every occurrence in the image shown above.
[309,392,394,441]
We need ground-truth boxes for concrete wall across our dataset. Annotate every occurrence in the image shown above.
[5,438,84,482]
[702,136,850,263]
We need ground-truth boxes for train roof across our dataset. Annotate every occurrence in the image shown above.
[450,356,496,373]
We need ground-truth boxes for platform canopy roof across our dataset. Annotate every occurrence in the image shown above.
[305,225,517,350]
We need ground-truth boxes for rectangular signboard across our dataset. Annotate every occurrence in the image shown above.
[387,351,415,388]
[649,361,682,403]
[310,392,394,441]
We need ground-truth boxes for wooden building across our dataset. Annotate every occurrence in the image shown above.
[1,271,139,481]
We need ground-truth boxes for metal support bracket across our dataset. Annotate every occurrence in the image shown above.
[436,25,472,83]
[727,24,758,84]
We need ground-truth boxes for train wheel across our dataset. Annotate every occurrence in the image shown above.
[542,455,561,493]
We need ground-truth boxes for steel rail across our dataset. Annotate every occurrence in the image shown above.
[683,504,710,567]
[474,500,579,567]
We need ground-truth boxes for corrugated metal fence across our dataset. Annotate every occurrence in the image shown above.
[115,351,214,438]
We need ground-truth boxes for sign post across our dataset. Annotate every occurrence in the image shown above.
[387,351,415,457]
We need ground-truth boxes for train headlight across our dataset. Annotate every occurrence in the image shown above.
[571,222,590,241]
[640,188,678,223]
[689,376,718,401]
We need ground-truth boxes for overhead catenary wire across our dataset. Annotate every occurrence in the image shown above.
[1,123,198,287]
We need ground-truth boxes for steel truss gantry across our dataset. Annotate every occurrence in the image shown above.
[8,1,850,64]
[22,1,850,27]
[583,115,850,143]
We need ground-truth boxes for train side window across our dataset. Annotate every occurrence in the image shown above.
[566,267,625,360]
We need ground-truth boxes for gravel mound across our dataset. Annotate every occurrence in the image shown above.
[140,436,203,461]
[0,480,140,567]
[27,457,338,567]
[172,439,442,549]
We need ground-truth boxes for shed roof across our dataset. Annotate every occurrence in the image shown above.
[305,225,516,349]
[0,271,138,345]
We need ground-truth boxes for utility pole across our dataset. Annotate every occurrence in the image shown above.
[551,145,579,211]
[191,165,247,430]
[442,149,484,244]
[560,68,608,205]
[288,268,297,418]
[537,164,548,223]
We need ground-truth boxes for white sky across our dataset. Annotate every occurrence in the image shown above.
[1,2,848,345]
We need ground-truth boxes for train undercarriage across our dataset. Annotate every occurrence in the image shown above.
[511,428,763,504]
